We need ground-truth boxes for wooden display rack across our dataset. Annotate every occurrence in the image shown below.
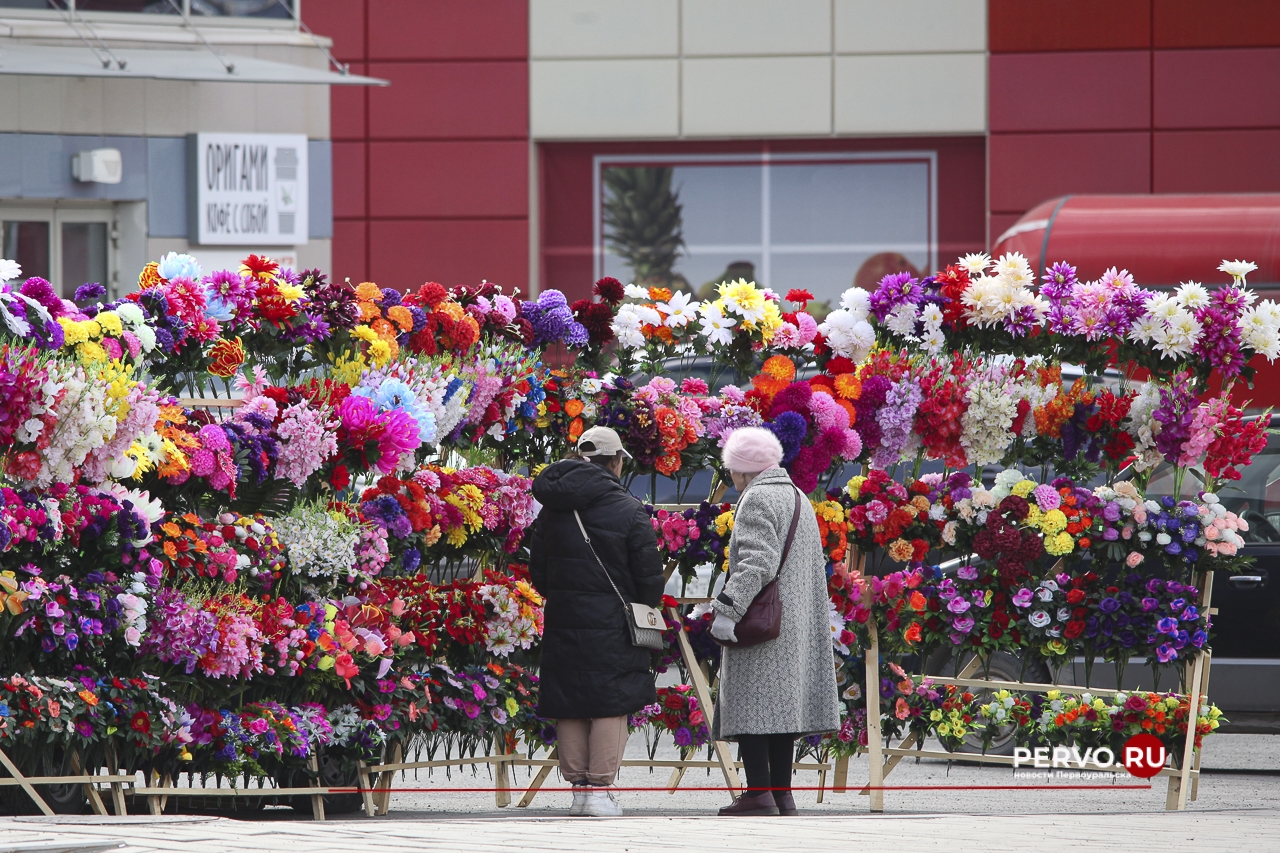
[357,490,838,815]
[0,748,135,816]
[850,547,1216,813]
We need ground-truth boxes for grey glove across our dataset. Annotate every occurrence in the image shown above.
[710,611,738,642]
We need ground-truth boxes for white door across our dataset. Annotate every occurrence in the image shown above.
[0,202,121,301]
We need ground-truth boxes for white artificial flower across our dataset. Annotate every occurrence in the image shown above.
[920,303,944,326]
[611,305,646,349]
[959,252,991,276]
[1127,314,1163,345]
[1000,265,1035,289]
[0,258,21,282]
[885,302,919,337]
[1219,259,1258,281]
[1152,309,1201,359]
[624,284,650,300]
[657,290,698,328]
[634,304,663,327]
[116,302,145,325]
[838,286,872,320]
[1175,281,1210,310]
[698,302,737,347]
[1147,292,1180,320]
[993,252,1031,279]
[921,327,946,355]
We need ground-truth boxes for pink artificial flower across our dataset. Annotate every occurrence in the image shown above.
[771,322,801,349]
[681,377,709,395]
[796,312,818,345]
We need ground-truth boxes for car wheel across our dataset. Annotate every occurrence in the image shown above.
[287,752,364,816]
[33,750,90,815]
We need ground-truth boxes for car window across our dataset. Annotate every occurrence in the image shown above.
[1143,432,1280,544]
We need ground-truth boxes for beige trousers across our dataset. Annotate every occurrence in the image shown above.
[556,716,629,786]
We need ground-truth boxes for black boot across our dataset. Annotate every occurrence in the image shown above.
[718,791,779,816]
[772,790,797,815]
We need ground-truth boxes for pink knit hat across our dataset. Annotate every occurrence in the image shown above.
[721,426,784,473]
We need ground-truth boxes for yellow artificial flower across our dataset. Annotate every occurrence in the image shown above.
[126,442,153,476]
[1045,531,1074,556]
[1039,509,1068,535]
[845,475,867,500]
[330,350,368,385]
[717,279,765,321]
[76,341,108,364]
[58,317,90,346]
[505,697,519,716]
[714,511,735,537]
[1025,505,1043,528]
[278,282,304,302]
[368,339,392,367]
[1011,479,1035,498]
[95,311,123,336]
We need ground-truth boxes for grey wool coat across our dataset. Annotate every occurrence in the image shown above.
[710,467,841,741]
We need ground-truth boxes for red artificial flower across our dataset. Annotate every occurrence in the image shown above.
[785,288,814,307]
[593,277,625,306]
[330,464,351,491]
[130,712,151,734]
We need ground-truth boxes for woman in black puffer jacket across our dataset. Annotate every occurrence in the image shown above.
[529,426,664,817]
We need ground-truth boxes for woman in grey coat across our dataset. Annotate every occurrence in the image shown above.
[709,426,840,816]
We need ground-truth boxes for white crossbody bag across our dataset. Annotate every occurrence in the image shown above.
[573,510,666,649]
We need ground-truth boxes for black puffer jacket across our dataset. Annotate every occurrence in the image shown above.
[529,459,664,719]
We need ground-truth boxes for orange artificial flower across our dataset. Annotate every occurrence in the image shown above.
[761,354,796,383]
[207,336,246,378]
[137,261,162,289]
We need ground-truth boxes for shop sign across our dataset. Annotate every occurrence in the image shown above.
[190,133,308,246]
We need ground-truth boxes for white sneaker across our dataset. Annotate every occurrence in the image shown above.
[582,787,623,817]
[569,784,589,816]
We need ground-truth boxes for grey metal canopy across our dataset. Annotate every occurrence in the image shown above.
[0,40,387,85]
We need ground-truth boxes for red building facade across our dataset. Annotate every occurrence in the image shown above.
[306,1,1280,300]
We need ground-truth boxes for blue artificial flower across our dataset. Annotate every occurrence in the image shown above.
[157,252,202,282]
[204,291,236,322]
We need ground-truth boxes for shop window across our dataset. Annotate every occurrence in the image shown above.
[595,152,937,309]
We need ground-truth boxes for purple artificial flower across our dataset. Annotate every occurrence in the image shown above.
[869,272,921,322]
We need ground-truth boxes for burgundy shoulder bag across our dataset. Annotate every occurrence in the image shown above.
[717,484,804,649]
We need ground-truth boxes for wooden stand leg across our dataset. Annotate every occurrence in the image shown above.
[0,746,53,816]
[69,751,107,816]
[307,754,326,821]
[516,746,557,808]
[669,605,741,800]
[493,743,512,808]
[1191,651,1212,802]
[862,607,885,812]
[375,741,402,816]
[833,755,850,794]
[357,760,376,817]
[816,765,827,803]
[105,748,127,816]
[1167,570,1213,811]
[666,755,687,793]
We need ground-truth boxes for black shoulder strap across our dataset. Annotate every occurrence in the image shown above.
[776,486,803,576]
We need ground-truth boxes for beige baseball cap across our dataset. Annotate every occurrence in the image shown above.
[576,425,632,459]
